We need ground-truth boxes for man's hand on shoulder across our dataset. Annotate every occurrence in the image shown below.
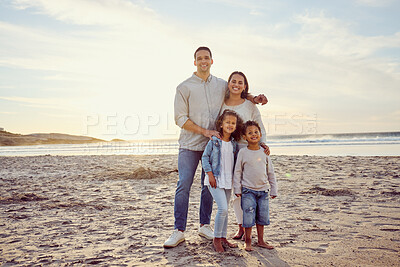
[182,120,221,139]
[203,129,221,140]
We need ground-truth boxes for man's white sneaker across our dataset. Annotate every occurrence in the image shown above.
[163,229,185,248]
[198,225,214,240]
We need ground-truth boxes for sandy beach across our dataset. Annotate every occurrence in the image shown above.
[0,154,399,266]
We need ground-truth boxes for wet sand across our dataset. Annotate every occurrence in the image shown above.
[0,155,399,266]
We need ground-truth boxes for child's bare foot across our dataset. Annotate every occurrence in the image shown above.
[257,240,274,249]
[244,242,253,251]
[244,227,253,251]
[221,238,238,248]
[232,226,244,240]
[213,238,225,253]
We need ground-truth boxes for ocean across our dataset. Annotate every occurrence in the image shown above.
[0,131,399,157]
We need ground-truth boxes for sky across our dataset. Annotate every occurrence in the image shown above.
[0,0,399,141]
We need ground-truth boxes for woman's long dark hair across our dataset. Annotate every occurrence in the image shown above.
[215,109,243,142]
[227,71,249,99]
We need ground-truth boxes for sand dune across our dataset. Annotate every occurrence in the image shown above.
[0,131,105,146]
[0,155,399,266]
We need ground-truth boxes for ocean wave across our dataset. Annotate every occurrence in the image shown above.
[0,131,399,156]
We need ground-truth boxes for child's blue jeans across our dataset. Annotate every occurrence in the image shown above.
[208,186,231,238]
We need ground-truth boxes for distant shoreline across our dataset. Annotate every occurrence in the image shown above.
[1,130,399,152]
[0,131,108,147]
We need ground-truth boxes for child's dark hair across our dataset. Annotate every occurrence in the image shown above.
[227,71,249,99]
[215,109,243,141]
[242,120,261,135]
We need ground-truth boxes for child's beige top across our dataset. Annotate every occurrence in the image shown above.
[233,147,277,196]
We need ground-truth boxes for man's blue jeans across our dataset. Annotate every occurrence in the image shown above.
[174,148,213,231]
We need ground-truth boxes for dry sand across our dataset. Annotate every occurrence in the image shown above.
[0,155,399,266]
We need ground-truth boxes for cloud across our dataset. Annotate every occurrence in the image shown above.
[39,112,77,118]
[2,0,189,75]
[193,10,399,134]
[294,11,400,58]
[11,0,158,27]
[41,74,69,81]
[204,0,266,10]
[0,7,189,110]
[249,9,263,16]
[0,21,90,71]
[290,11,400,99]
[3,0,181,76]
[354,0,395,7]
[1,1,399,136]
[0,2,191,140]
[0,96,75,110]
[0,85,16,89]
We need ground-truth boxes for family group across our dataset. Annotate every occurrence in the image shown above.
[164,47,278,252]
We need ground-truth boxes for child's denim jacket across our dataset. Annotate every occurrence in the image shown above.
[201,136,239,176]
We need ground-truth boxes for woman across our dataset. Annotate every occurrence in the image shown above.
[220,71,268,240]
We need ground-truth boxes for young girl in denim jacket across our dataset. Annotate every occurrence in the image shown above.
[201,109,243,252]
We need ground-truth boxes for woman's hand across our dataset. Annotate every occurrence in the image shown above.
[253,94,268,105]
[208,172,217,188]
[235,194,242,197]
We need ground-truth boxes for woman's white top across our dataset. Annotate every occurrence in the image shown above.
[204,140,234,189]
[221,99,267,147]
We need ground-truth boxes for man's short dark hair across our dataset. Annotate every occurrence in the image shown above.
[242,120,261,135]
[194,46,212,59]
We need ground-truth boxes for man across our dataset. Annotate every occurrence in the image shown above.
[164,47,268,248]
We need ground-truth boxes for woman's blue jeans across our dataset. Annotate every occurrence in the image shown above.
[174,148,213,231]
[208,186,231,238]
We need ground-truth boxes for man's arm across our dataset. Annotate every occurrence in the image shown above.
[174,85,220,139]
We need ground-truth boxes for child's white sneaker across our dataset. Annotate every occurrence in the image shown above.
[163,229,185,248]
[198,225,214,240]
